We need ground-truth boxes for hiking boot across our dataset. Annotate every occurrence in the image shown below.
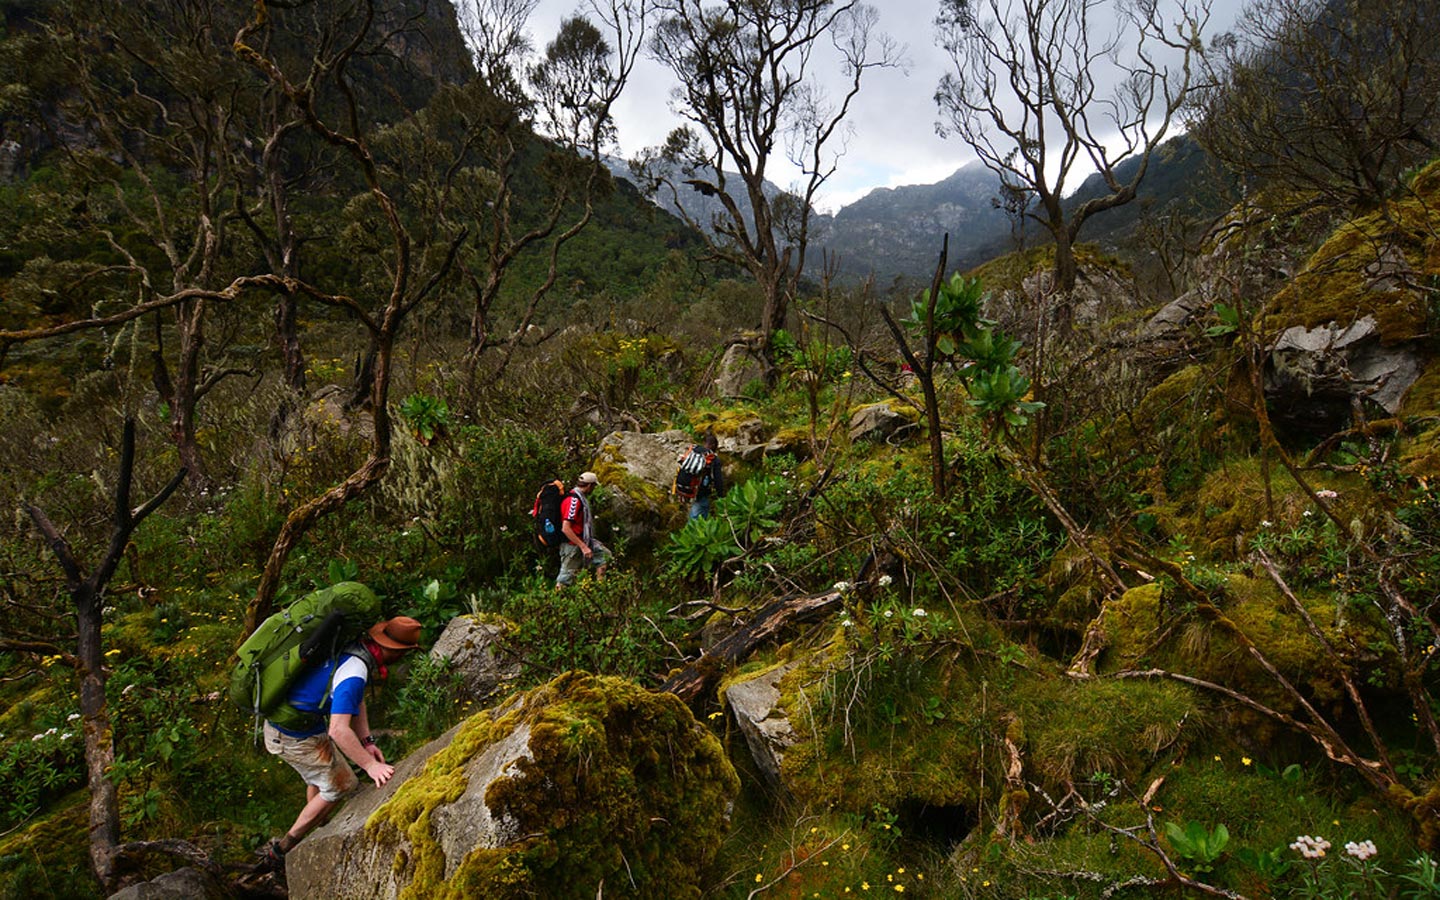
[255,839,286,873]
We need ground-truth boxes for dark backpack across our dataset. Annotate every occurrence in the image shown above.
[229,582,381,734]
[532,479,566,547]
[674,445,715,501]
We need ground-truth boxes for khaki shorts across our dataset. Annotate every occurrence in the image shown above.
[557,539,611,586]
[263,722,358,802]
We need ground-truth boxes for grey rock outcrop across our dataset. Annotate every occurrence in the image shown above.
[430,616,520,706]
[1266,315,1423,432]
[595,429,694,489]
[724,661,802,792]
[715,338,767,398]
[848,402,916,444]
[0,140,21,182]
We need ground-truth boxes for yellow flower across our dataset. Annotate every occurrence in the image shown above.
[842,843,851,851]
[755,874,763,883]
[897,868,905,874]
[1242,757,1253,766]
[894,887,904,894]
[1213,755,1221,762]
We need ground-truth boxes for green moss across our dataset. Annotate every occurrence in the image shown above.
[773,644,986,814]
[685,406,764,439]
[1400,422,1440,480]
[1097,583,1165,672]
[1398,359,1440,477]
[1200,576,1392,710]
[368,672,738,899]
[1177,458,1379,558]
[1015,676,1196,785]
[967,242,1132,293]
[1262,159,1440,341]
[1127,365,1210,435]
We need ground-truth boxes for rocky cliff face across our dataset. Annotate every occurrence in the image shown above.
[611,140,1222,289]
[815,160,1014,285]
[379,0,475,88]
[611,158,1014,286]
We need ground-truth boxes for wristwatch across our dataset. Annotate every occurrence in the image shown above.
[361,735,377,747]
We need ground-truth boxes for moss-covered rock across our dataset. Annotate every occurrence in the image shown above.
[287,671,738,900]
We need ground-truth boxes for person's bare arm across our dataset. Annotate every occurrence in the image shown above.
[330,708,394,786]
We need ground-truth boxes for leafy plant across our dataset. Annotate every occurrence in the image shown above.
[1164,820,1230,873]
[403,576,466,638]
[1399,854,1440,898]
[327,557,361,584]
[1203,301,1241,337]
[717,478,783,544]
[398,393,451,445]
[1235,845,1293,881]
[665,514,742,581]
[664,477,782,581]
[388,653,467,754]
[904,273,1046,431]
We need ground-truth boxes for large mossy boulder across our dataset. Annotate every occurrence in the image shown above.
[591,429,692,543]
[286,671,738,900]
[1256,162,1440,434]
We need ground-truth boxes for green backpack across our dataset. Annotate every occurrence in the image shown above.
[229,582,381,734]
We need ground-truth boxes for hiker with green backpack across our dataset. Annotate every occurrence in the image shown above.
[231,583,422,872]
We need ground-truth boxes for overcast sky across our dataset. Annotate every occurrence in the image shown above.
[522,0,1243,213]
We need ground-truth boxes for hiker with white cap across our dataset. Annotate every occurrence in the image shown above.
[556,471,611,588]
[256,615,422,871]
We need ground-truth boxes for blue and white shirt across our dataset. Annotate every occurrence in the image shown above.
[270,652,370,738]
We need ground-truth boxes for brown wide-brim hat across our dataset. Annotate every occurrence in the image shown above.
[369,616,422,651]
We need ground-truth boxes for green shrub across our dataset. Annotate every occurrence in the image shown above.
[440,424,570,582]
[493,573,684,684]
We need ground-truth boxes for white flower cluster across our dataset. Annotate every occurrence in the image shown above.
[1316,489,1339,500]
[1344,839,1377,861]
[912,608,927,618]
[877,574,893,588]
[31,727,74,742]
[833,581,852,594]
[1290,835,1331,859]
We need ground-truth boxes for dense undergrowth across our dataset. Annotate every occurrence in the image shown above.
[5,161,1440,897]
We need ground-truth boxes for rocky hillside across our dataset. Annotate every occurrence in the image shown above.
[616,141,1222,290]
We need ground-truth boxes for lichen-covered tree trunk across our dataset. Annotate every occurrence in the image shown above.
[76,584,119,887]
[27,420,186,892]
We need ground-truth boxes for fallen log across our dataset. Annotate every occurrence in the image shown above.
[658,588,844,704]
